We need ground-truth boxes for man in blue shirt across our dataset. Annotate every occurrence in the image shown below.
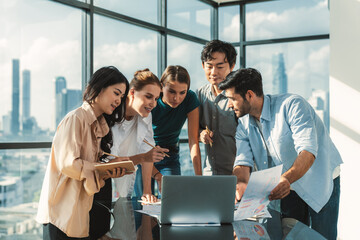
[218,68,342,240]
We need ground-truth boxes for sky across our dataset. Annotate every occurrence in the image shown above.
[0,0,329,133]
[220,0,329,98]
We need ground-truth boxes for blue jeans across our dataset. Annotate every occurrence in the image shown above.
[281,176,340,240]
[133,145,180,197]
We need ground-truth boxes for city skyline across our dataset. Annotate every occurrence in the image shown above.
[1,59,82,139]
[0,0,330,132]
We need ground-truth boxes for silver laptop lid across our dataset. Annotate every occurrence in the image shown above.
[160,175,236,225]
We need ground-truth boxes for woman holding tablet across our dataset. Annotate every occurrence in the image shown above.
[37,66,133,239]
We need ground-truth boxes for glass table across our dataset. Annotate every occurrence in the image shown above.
[104,197,326,240]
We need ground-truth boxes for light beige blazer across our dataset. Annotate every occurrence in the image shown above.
[36,101,109,238]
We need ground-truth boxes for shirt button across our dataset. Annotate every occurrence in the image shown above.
[213,116,216,119]
[264,162,266,164]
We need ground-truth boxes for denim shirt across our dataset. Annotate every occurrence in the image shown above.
[234,94,343,212]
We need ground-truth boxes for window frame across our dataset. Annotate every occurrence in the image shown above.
[0,0,329,148]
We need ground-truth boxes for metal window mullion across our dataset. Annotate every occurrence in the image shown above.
[239,3,246,68]
[211,5,219,40]
[89,0,94,78]
[51,0,90,10]
[0,142,52,150]
[82,0,93,89]
[157,0,167,77]
[243,34,330,46]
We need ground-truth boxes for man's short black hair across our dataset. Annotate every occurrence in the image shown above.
[219,68,264,99]
[201,40,237,67]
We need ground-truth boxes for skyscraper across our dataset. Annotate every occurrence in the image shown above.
[54,76,67,127]
[11,59,20,135]
[308,89,329,129]
[22,70,31,120]
[66,89,82,114]
[54,77,82,127]
[2,113,11,135]
[272,53,288,94]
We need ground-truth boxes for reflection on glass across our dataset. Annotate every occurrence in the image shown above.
[219,5,240,42]
[246,0,329,41]
[94,0,158,25]
[94,14,158,80]
[167,0,211,40]
[0,0,82,142]
[246,40,330,128]
[0,148,51,238]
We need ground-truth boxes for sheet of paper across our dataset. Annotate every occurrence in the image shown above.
[234,164,283,221]
[232,220,271,240]
[138,199,161,205]
[136,204,161,219]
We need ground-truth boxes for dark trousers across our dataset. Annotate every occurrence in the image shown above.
[89,178,112,240]
[281,176,340,240]
[43,223,90,240]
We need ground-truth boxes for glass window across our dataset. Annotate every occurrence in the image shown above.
[167,0,211,40]
[167,37,207,175]
[94,15,158,81]
[167,36,206,91]
[0,148,50,238]
[246,39,330,127]
[246,0,329,41]
[179,142,206,176]
[236,46,241,69]
[0,0,82,142]
[94,0,158,25]
[219,5,240,42]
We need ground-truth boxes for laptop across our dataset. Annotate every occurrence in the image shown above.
[159,175,236,225]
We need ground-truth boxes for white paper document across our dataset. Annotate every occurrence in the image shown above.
[136,204,161,219]
[234,164,283,221]
[138,199,161,205]
[232,220,271,240]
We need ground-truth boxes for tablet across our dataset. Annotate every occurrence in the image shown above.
[94,161,135,173]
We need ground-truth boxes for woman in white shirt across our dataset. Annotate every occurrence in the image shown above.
[110,69,168,203]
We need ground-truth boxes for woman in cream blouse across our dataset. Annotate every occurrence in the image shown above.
[37,66,132,239]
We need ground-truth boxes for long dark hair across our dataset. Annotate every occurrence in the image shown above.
[83,66,129,156]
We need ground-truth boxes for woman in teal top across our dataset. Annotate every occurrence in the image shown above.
[135,65,202,195]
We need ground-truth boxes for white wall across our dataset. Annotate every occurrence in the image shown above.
[330,0,360,239]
